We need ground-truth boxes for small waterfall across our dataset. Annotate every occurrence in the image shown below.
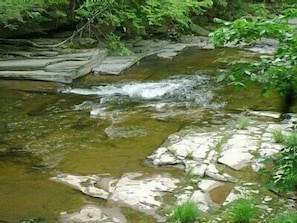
[63,73,224,118]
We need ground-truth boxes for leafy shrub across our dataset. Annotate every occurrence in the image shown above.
[210,8,297,101]
[0,0,69,35]
[75,0,213,37]
[105,33,132,56]
[263,130,297,193]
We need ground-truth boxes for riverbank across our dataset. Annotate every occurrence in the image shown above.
[0,34,279,86]
[0,36,214,84]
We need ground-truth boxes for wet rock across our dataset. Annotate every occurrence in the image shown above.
[205,164,237,183]
[218,149,254,170]
[157,51,177,59]
[176,183,219,212]
[157,44,187,59]
[247,37,279,54]
[109,172,178,215]
[60,205,127,223]
[51,174,110,199]
[92,56,137,75]
[190,24,210,36]
[198,179,225,193]
[147,130,237,182]
[218,131,260,170]
[60,205,103,223]
[52,172,179,220]
[147,147,178,166]
[223,184,260,206]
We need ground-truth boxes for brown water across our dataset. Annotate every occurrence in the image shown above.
[0,48,285,222]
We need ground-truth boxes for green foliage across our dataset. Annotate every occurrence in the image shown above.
[214,135,230,152]
[168,201,200,223]
[206,0,268,21]
[227,198,260,223]
[210,8,297,99]
[236,116,251,129]
[141,0,212,29]
[0,0,69,34]
[74,0,212,54]
[271,128,285,143]
[263,129,297,193]
[75,0,212,35]
[269,210,297,223]
[105,33,133,56]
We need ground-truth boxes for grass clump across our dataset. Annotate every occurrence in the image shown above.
[271,129,285,143]
[168,201,200,223]
[236,116,251,130]
[284,130,297,148]
[269,210,297,223]
[227,198,260,223]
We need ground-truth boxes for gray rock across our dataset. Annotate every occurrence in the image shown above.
[60,205,127,223]
[190,24,210,36]
[51,174,110,199]
[60,205,103,223]
[92,56,137,75]
[52,172,179,220]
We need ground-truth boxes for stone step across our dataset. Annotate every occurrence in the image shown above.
[0,70,73,83]
[0,48,107,83]
[92,56,137,75]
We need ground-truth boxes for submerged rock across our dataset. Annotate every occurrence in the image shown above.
[60,204,127,223]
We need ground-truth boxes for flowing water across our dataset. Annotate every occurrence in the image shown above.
[0,48,282,222]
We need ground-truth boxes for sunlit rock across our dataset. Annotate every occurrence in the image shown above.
[60,205,127,223]
[148,147,179,166]
[184,160,208,177]
[51,174,110,199]
[52,172,179,221]
[218,132,259,170]
[109,172,178,213]
[205,163,237,183]
[198,179,224,193]
[190,190,216,212]
[60,205,104,223]
[218,149,254,170]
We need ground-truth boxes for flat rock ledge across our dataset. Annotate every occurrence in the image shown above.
[147,111,294,174]
[0,36,212,83]
[52,112,296,222]
[51,172,178,222]
[0,35,280,83]
[0,47,107,83]
[146,112,296,215]
[92,37,212,75]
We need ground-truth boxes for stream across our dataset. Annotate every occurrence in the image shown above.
[0,47,282,222]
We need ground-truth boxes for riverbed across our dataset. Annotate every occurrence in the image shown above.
[0,47,284,222]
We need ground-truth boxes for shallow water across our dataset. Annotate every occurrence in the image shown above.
[0,47,285,222]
